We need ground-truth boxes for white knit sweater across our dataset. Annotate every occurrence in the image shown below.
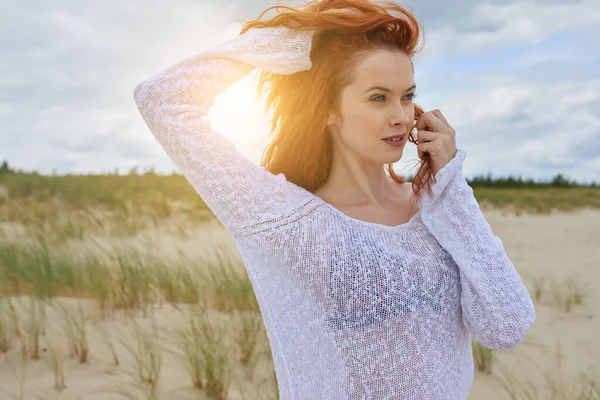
[133,26,535,400]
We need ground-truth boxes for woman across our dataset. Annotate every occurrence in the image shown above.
[133,0,535,398]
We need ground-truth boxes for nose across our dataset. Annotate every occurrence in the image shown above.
[390,101,410,126]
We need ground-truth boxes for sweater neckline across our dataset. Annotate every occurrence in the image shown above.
[311,195,422,232]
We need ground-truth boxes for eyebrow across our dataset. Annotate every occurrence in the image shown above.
[363,84,417,94]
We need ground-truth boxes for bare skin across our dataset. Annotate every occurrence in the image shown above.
[312,48,419,227]
[314,181,418,227]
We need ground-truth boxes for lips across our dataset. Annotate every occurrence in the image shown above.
[382,134,406,141]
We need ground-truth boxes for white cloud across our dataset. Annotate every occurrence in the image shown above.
[1,0,599,185]
[431,78,600,183]
[1,0,250,173]
[420,0,600,59]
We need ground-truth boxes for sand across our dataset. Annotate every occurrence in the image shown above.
[1,208,599,399]
[469,208,600,399]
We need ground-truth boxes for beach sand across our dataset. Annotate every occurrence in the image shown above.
[469,207,600,399]
[1,208,598,399]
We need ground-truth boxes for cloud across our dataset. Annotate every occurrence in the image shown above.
[416,0,600,59]
[1,0,599,185]
[395,78,600,184]
[1,0,248,173]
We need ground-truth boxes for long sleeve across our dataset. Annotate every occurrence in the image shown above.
[132,26,316,238]
[417,147,535,351]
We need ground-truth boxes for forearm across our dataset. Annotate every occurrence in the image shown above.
[418,149,535,350]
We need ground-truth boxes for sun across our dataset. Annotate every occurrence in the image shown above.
[208,70,271,165]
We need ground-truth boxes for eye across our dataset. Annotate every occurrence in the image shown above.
[371,94,386,103]
[403,93,417,101]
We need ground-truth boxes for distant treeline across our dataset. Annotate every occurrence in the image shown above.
[405,171,597,188]
[1,160,597,189]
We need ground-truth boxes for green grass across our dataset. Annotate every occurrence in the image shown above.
[0,171,205,212]
[0,171,598,399]
[473,187,600,214]
[1,171,599,232]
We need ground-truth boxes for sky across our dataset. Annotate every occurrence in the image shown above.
[2,0,599,184]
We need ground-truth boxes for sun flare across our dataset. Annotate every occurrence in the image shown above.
[208,70,271,165]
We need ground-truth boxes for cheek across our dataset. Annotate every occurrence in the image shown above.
[341,105,386,136]
[408,105,416,121]
[342,117,382,150]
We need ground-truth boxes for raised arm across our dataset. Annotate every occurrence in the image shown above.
[133,26,317,237]
[418,148,536,351]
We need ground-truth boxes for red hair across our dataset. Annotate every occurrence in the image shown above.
[241,0,434,201]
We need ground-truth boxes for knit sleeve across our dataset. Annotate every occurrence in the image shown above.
[417,148,536,351]
[132,26,316,236]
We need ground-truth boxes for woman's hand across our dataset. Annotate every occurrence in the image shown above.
[415,109,458,177]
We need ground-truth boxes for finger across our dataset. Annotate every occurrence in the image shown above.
[417,141,433,160]
[416,129,438,143]
[415,111,447,133]
[430,109,451,129]
[417,140,442,160]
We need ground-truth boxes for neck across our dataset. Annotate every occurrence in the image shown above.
[318,140,399,209]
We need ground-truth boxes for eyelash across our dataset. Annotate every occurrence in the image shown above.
[371,93,417,103]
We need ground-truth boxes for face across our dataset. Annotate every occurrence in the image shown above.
[327,48,416,165]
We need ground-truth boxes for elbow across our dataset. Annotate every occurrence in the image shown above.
[133,82,142,104]
[479,327,531,352]
[133,73,168,110]
[133,80,151,109]
[132,79,170,125]
[474,303,536,352]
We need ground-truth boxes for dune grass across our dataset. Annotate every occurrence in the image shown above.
[54,299,90,364]
[1,169,599,241]
[493,345,600,400]
[0,178,598,398]
[41,332,67,392]
[0,223,596,399]
[474,187,600,215]
[472,338,495,375]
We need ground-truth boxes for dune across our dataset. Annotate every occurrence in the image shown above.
[0,208,598,399]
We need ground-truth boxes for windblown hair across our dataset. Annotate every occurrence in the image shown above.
[241,0,434,200]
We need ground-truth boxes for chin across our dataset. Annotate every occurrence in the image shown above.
[382,152,403,164]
